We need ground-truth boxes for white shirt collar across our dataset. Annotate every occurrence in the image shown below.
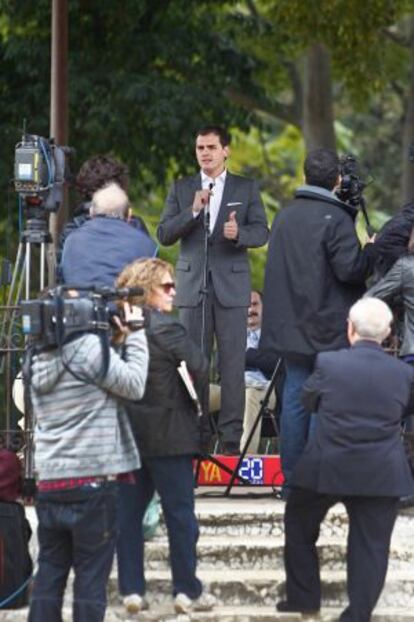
[201,169,227,186]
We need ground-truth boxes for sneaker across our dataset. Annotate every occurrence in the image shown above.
[122,593,149,614]
[174,591,216,613]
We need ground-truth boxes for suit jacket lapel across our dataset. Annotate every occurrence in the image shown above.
[188,173,201,198]
[211,172,236,239]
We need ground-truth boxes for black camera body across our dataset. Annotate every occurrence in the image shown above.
[21,286,146,349]
[14,133,74,212]
[21,297,108,348]
[337,155,366,208]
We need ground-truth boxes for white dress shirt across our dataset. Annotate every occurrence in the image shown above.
[201,170,227,234]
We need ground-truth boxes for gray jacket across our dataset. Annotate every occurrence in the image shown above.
[30,330,148,480]
[366,254,414,356]
[157,172,268,308]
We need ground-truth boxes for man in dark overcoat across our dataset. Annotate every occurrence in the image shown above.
[277,297,414,622]
[261,148,377,491]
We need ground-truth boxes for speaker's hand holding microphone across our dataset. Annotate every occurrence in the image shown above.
[192,185,213,214]
[223,210,238,240]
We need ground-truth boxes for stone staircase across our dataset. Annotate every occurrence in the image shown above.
[2,491,414,621]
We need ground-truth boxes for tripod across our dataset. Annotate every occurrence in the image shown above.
[223,358,283,496]
[0,209,55,486]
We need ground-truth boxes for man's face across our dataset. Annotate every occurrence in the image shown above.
[195,133,229,178]
[247,291,262,330]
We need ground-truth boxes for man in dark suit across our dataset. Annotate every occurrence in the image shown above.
[277,297,414,622]
[157,126,268,454]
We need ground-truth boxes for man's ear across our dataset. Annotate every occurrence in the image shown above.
[333,174,342,192]
[347,318,356,344]
[223,145,230,160]
[382,326,391,343]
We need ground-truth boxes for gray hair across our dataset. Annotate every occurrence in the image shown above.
[90,182,129,219]
[349,297,393,343]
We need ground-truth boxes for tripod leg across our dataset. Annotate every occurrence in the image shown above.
[224,359,283,496]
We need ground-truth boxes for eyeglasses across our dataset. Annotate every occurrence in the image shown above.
[158,281,176,294]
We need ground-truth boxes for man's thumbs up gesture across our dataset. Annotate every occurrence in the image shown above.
[223,210,238,240]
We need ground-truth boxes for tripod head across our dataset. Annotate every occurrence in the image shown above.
[21,205,52,245]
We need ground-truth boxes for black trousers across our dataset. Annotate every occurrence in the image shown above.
[284,487,399,622]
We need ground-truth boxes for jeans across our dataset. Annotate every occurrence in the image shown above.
[280,359,314,491]
[28,482,117,622]
[117,455,202,599]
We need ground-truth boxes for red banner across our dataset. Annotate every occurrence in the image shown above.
[195,455,284,487]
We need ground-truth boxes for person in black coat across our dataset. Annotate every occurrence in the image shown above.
[373,202,414,277]
[114,258,216,616]
[260,148,377,493]
[277,297,414,622]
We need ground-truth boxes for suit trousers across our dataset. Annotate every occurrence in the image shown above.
[209,384,277,453]
[283,487,399,622]
[179,285,248,446]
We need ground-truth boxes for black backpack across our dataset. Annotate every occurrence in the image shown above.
[0,501,32,609]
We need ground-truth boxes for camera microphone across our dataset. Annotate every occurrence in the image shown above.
[98,285,144,299]
[92,285,144,300]
[116,286,144,298]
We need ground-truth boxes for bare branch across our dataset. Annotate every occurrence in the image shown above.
[226,87,301,126]
[382,27,409,47]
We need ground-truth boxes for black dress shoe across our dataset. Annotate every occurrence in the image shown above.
[276,600,320,614]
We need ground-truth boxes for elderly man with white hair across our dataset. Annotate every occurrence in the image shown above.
[61,182,156,288]
[277,297,414,622]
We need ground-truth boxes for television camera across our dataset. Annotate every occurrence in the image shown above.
[21,285,146,351]
[337,154,374,237]
[14,132,73,214]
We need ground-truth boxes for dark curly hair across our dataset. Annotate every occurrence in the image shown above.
[75,154,129,201]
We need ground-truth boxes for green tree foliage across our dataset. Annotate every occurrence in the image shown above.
[0,0,255,186]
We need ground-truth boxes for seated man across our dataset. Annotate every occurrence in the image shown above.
[209,291,278,454]
[60,182,156,288]
[277,297,414,622]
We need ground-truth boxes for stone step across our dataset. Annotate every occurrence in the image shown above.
[105,568,414,609]
[2,605,414,622]
[191,497,414,542]
[143,535,414,572]
[25,501,414,557]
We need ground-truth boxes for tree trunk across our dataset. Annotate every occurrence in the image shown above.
[302,43,336,152]
[400,16,414,207]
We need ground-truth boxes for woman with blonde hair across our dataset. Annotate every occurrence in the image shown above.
[115,258,215,615]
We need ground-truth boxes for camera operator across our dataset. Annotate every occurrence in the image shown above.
[261,148,377,496]
[60,182,156,288]
[59,154,150,249]
[28,295,149,622]
[114,258,216,616]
